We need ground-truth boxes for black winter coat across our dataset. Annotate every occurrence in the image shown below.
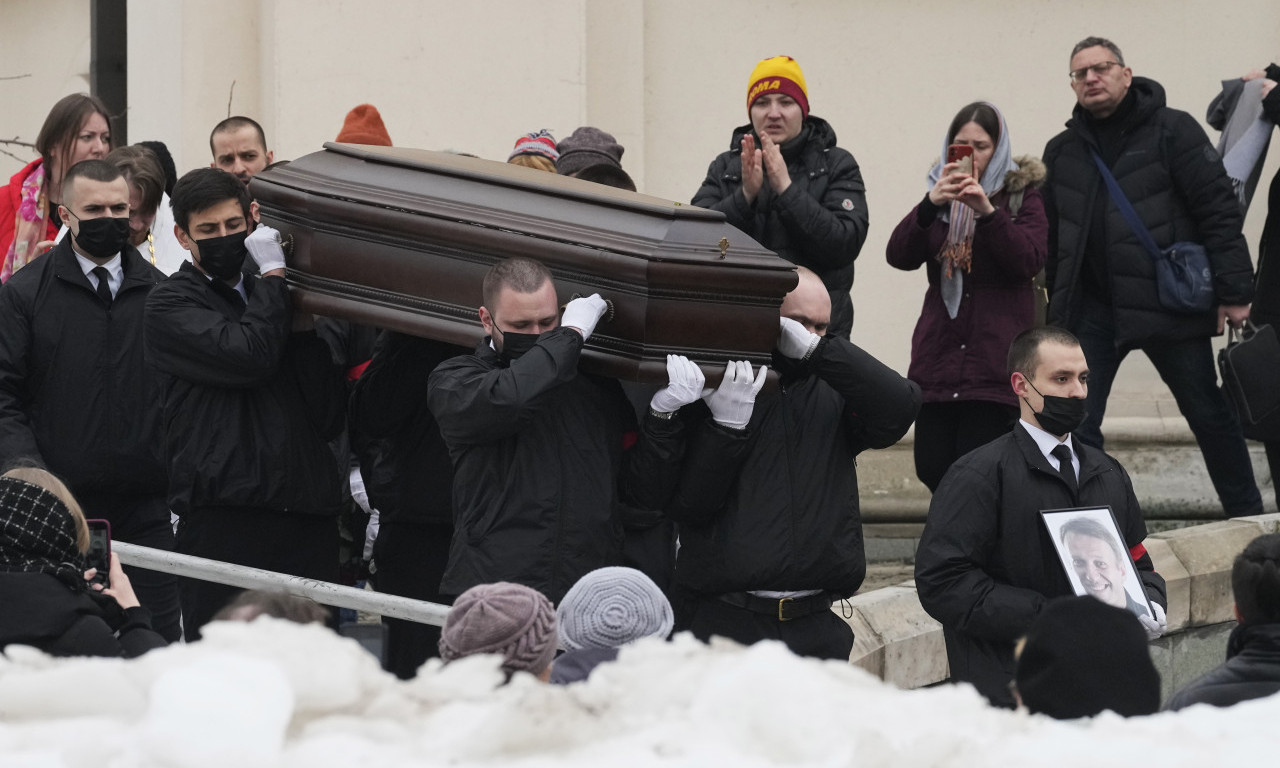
[1042,77,1254,346]
[0,572,166,658]
[1165,622,1280,710]
[915,426,1167,707]
[427,328,634,603]
[642,337,919,596]
[349,331,469,526]
[693,117,869,338]
[0,240,166,495]
[1253,64,1280,327]
[143,263,345,517]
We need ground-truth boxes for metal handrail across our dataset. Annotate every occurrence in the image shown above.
[114,541,450,627]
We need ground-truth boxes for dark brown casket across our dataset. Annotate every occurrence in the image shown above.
[251,143,798,383]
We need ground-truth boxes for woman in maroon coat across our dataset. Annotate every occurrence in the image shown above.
[887,102,1049,491]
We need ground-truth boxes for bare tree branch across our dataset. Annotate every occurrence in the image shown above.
[1,137,36,149]
[227,80,236,118]
[0,74,33,81]
[0,147,30,164]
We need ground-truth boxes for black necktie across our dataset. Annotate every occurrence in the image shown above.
[1051,444,1077,497]
[91,266,113,306]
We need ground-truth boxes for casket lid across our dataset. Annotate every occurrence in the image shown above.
[256,142,780,268]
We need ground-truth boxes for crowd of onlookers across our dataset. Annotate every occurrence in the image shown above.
[1,36,1279,724]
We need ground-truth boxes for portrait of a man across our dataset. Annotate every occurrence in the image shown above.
[1058,515,1151,619]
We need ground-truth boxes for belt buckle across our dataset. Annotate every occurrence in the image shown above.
[777,597,793,622]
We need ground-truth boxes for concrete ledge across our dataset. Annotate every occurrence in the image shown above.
[1151,519,1268,626]
[857,422,1275,522]
[844,582,947,687]
[842,514,1279,694]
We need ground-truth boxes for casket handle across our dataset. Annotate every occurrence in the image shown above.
[567,294,615,324]
[280,233,295,257]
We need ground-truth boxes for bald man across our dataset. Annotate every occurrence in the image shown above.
[637,267,920,659]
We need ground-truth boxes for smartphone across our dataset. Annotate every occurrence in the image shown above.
[947,143,975,176]
[86,519,111,588]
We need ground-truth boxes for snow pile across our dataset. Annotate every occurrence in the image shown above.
[0,618,1274,766]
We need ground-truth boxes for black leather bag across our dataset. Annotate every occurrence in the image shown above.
[1092,153,1215,313]
[1218,320,1280,441]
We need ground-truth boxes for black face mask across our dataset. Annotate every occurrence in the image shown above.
[196,230,249,281]
[1025,381,1088,437]
[68,214,131,260]
[492,323,542,363]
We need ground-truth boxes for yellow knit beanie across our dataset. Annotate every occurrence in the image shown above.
[746,56,809,117]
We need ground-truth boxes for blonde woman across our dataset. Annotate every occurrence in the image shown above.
[0,467,167,657]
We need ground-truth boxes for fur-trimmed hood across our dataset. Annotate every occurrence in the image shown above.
[1004,155,1046,193]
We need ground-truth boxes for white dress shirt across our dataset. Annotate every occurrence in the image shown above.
[1018,418,1080,480]
[75,251,123,298]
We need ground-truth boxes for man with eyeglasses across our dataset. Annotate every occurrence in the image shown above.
[1041,36,1263,518]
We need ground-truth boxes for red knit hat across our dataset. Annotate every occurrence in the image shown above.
[336,104,392,146]
[509,129,559,161]
[746,56,810,118]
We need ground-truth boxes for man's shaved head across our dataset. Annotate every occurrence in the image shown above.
[779,267,830,335]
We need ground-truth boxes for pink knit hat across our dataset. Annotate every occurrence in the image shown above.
[439,582,558,677]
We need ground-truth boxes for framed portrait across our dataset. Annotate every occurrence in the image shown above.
[1040,506,1154,620]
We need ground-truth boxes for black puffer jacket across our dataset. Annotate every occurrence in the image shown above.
[642,337,919,596]
[0,240,167,495]
[1165,622,1280,710]
[1253,64,1280,327]
[426,328,634,603]
[693,117,869,338]
[144,263,345,517]
[0,572,166,658]
[915,427,1167,707]
[1042,77,1254,345]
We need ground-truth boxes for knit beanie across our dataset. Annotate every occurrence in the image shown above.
[1014,596,1160,719]
[746,55,810,118]
[555,126,624,176]
[508,129,559,162]
[557,567,674,651]
[438,582,558,677]
[336,104,392,146]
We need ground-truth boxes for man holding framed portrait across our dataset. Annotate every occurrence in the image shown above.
[915,326,1167,707]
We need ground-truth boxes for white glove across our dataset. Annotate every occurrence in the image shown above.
[245,225,287,273]
[702,360,767,430]
[562,294,608,341]
[777,317,821,360]
[1138,601,1168,641]
[650,355,707,414]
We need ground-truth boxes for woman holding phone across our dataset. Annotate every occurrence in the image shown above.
[886,102,1049,492]
[0,467,166,658]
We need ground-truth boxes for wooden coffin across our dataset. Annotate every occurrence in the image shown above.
[250,142,797,383]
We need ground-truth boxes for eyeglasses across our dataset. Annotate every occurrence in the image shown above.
[1069,61,1121,84]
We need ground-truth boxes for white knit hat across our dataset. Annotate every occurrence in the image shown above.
[556,567,674,651]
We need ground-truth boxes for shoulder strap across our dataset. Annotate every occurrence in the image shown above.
[1090,151,1162,261]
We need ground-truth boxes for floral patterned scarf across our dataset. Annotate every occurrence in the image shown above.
[2,160,49,282]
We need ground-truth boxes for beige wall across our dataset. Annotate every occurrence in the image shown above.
[4,0,1279,429]
[0,0,90,167]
